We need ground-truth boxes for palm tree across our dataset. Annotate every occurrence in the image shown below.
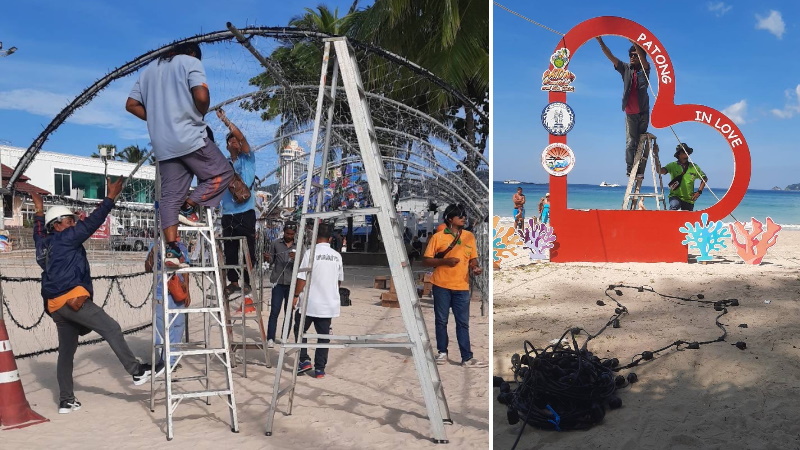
[351,0,489,166]
[118,145,149,164]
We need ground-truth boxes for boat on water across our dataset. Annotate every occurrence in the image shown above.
[504,179,522,184]
[599,181,620,187]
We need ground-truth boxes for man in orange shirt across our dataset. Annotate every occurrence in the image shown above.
[423,204,486,368]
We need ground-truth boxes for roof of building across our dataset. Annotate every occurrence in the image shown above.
[1,164,50,195]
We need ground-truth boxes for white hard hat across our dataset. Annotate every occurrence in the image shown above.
[45,206,77,229]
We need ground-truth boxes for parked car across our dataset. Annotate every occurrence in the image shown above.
[111,226,155,251]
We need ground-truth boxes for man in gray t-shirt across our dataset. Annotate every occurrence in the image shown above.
[126,42,233,268]
[265,223,297,346]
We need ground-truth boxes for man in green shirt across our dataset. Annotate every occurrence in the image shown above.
[660,143,707,211]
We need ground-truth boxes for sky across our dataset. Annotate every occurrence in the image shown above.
[0,0,370,170]
[493,1,800,190]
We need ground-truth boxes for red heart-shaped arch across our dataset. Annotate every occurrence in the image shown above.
[547,16,750,262]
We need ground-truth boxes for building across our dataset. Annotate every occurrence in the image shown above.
[279,140,307,208]
[1,163,50,228]
[1,145,156,231]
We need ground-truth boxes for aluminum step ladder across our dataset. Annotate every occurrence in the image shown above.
[217,235,270,376]
[263,37,452,443]
[148,198,238,441]
[622,133,667,210]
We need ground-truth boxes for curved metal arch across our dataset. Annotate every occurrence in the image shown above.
[253,137,487,208]
[261,155,485,221]
[210,86,487,168]
[9,27,485,187]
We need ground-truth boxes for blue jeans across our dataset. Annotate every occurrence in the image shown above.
[432,285,473,362]
[669,197,695,211]
[267,284,291,340]
[155,294,185,366]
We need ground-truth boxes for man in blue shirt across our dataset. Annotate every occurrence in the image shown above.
[145,239,190,371]
[217,108,256,294]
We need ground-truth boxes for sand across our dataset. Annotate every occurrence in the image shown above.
[1,265,489,449]
[493,227,800,449]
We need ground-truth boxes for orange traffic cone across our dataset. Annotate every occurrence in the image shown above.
[0,320,48,429]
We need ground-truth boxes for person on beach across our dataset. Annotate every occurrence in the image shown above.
[293,223,343,379]
[266,222,297,348]
[512,187,526,231]
[538,193,550,224]
[660,143,708,211]
[145,238,190,371]
[31,178,154,415]
[423,204,486,368]
[217,107,256,295]
[596,37,651,177]
[126,42,233,268]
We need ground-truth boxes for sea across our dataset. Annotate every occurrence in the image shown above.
[493,182,800,229]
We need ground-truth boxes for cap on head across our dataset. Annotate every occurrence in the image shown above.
[45,206,77,231]
[629,45,640,56]
[674,143,694,158]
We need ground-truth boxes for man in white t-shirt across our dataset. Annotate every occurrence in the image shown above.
[292,224,343,379]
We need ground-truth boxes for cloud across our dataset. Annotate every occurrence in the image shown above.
[707,2,732,17]
[722,100,747,125]
[755,10,785,39]
[0,86,149,135]
[771,85,800,119]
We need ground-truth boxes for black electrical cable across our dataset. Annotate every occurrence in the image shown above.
[501,284,741,449]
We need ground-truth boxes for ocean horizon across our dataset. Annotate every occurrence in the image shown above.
[493,181,800,228]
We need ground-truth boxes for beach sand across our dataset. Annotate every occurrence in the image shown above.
[493,227,800,449]
[2,265,489,449]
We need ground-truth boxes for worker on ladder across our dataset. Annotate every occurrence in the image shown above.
[596,37,651,178]
[660,143,708,211]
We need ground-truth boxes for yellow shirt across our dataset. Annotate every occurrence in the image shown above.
[424,229,476,291]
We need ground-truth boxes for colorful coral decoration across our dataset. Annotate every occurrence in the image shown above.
[541,102,575,136]
[728,217,782,265]
[542,48,576,92]
[541,143,575,176]
[522,219,556,260]
[493,216,524,268]
[679,213,731,262]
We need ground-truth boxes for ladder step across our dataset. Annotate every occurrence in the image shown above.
[173,266,219,273]
[301,207,381,219]
[172,307,227,314]
[177,225,214,232]
[170,389,233,400]
[171,348,230,357]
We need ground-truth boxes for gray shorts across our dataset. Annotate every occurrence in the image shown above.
[158,138,234,228]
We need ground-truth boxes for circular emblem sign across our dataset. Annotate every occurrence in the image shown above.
[541,102,575,136]
[541,143,576,176]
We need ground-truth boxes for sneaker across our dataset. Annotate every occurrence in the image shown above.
[165,246,188,269]
[297,360,312,374]
[224,284,242,296]
[312,369,325,379]
[267,339,275,349]
[132,363,152,386]
[178,205,204,227]
[461,358,488,368]
[153,361,166,379]
[435,352,448,365]
[58,398,82,414]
